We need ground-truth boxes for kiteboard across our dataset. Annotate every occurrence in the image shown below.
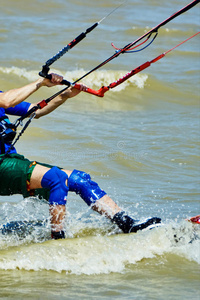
[0,215,199,238]
[0,217,161,237]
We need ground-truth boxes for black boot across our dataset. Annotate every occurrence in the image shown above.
[112,211,161,233]
[51,230,65,239]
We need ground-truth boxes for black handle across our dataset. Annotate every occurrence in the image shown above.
[39,68,71,87]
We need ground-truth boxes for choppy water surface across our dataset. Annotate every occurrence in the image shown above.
[0,0,199,299]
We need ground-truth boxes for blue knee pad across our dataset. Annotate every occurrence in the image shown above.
[68,169,106,206]
[41,167,69,205]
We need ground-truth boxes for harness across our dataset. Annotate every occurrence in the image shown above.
[0,116,16,154]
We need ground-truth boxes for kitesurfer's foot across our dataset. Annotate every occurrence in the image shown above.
[112,211,161,233]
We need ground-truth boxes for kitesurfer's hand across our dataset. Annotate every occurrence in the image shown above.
[40,73,64,88]
[61,83,88,99]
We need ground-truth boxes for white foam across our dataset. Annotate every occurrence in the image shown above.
[0,66,148,91]
[0,66,39,82]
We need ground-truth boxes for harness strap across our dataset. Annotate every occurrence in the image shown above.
[0,115,17,157]
[0,135,5,154]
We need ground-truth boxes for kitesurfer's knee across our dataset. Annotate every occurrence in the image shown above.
[41,166,69,205]
[68,169,106,206]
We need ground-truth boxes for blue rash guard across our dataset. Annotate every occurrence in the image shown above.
[0,90,31,154]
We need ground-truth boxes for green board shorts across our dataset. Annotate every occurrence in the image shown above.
[0,153,56,201]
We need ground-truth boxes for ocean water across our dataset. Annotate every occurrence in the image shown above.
[0,0,200,299]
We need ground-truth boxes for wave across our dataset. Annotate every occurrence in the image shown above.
[0,199,199,275]
[0,222,199,274]
[0,66,148,92]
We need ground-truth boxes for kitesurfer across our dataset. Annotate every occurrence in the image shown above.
[0,75,161,239]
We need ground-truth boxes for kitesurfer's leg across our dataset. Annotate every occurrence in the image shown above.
[29,164,71,239]
[67,169,122,217]
[67,169,161,233]
[30,166,122,222]
[30,166,161,238]
[91,195,122,218]
[30,165,123,237]
[67,169,146,232]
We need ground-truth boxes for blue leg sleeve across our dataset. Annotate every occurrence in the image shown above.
[41,167,69,205]
[68,169,106,206]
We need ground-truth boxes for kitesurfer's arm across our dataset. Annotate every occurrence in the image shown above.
[30,84,87,119]
[0,74,63,109]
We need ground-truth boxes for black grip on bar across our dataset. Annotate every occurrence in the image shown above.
[41,73,71,87]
